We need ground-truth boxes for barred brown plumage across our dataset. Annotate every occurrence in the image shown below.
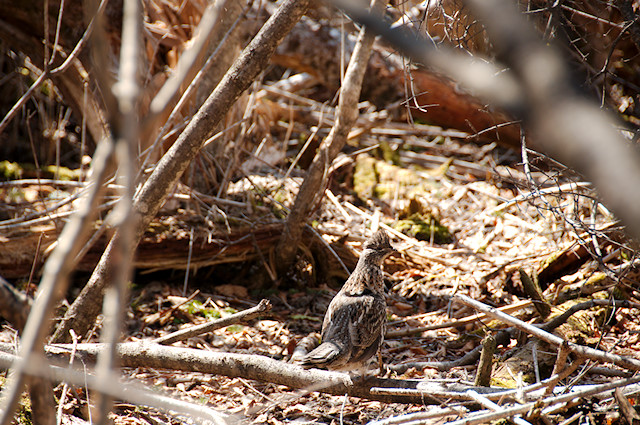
[299,230,397,371]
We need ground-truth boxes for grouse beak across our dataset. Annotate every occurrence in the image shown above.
[385,247,399,259]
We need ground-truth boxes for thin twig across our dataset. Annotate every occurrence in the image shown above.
[481,182,592,217]
[154,299,272,345]
[386,300,532,338]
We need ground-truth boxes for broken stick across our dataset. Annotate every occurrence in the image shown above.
[153,299,272,345]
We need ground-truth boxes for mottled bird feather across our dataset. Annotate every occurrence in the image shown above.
[299,230,396,371]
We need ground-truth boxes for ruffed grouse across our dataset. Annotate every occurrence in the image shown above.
[299,229,397,371]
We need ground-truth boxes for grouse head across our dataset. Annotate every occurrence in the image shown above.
[361,229,397,265]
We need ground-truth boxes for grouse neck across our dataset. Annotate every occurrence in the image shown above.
[358,248,388,267]
[341,255,384,295]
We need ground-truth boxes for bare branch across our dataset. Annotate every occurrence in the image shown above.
[154,299,272,345]
[455,294,640,371]
[275,0,387,273]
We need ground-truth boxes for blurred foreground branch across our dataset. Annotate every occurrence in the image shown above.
[0,137,114,425]
[331,0,640,243]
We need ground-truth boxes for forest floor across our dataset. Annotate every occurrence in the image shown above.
[4,121,640,424]
[2,1,640,423]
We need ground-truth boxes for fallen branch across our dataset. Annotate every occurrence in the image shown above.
[3,340,635,413]
[455,294,640,371]
[541,299,640,332]
[154,299,272,345]
[36,342,506,404]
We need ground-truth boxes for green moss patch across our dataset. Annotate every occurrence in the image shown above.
[393,198,452,244]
